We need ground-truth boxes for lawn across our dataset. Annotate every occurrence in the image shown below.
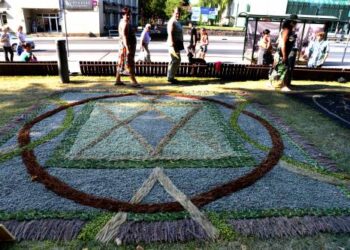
[0,75,349,249]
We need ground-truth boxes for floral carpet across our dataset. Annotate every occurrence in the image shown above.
[0,90,349,243]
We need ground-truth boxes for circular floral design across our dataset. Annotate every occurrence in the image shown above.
[18,92,284,213]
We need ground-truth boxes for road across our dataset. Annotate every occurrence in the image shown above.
[1,35,350,72]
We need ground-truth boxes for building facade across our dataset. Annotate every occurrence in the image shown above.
[0,0,138,36]
[223,0,348,28]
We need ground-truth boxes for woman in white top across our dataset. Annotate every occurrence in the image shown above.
[1,26,14,62]
[17,25,26,56]
[139,23,151,62]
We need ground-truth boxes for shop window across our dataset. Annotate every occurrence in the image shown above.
[1,14,7,25]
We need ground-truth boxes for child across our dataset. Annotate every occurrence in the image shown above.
[20,42,37,62]
[257,29,272,65]
[198,28,209,59]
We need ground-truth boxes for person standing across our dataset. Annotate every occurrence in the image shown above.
[188,22,197,55]
[115,7,142,88]
[16,25,26,56]
[198,28,209,59]
[167,7,184,84]
[305,32,329,68]
[257,29,273,65]
[1,26,14,62]
[269,14,298,92]
[32,19,37,33]
[139,23,151,62]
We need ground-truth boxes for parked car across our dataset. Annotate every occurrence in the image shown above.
[0,32,35,51]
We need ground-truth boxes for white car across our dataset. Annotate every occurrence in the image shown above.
[0,32,35,51]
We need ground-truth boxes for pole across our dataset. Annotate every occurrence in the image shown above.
[57,40,70,83]
[59,0,69,57]
[341,32,350,63]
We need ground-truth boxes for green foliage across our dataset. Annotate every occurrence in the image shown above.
[77,212,114,241]
[128,211,189,222]
[165,0,183,18]
[149,0,166,19]
[222,207,350,220]
[0,210,99,221]
[207,212,237,241]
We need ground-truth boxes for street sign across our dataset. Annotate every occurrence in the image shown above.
[64,0,93,10]
[191,7,200,22]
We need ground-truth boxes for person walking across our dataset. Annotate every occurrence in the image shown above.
[139,23,151,62]
[305,32,329,68]
[16,25,26,56]
[115,7,142,88]
[187,22,198,55]
[198,28,209,59]
[269,14,298,92]
[167,7,184,84]
[257,29,273,65]
[1,26,14,62]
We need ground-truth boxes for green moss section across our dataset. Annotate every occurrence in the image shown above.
[0,103,74,164]
[0,210,99,221]
[77,213,113,241]
[127,211,190,222]
[47,100,255,169]
[2,208,350,223]
[207,212,237,241]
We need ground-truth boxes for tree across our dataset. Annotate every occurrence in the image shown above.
[139,0,167,24]
[165,0,190,20]
[150,0,167,20]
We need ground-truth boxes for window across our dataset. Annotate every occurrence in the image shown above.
[1,14,7,25]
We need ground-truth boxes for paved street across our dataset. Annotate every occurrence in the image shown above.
[1,35,350,73]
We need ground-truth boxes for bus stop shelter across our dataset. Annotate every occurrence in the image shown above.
[238,13,338,64]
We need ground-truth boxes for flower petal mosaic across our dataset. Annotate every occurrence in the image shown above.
[0,91,349,243]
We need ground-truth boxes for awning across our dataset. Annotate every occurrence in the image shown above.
[238,13,339,22]
[289,0,349,5]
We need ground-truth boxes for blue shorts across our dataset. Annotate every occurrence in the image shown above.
[200,45,208,53]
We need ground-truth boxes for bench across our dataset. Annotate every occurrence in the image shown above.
[0,61,58,76]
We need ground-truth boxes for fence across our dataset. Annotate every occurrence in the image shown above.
[0,60,349,81]
[0,61,58,76]
[79,61,350,81]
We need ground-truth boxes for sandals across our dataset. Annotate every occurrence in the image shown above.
[130,83,144,88]
[114,81,143,88]
[114,81,126,86]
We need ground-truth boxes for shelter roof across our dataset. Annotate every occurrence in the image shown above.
[238,13,338,23]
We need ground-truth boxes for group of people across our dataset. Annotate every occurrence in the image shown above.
[259,14,330,91]
[1,25,36,62]
[115,7,209,87]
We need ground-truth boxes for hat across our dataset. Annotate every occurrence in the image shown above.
[145,24,151,29]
